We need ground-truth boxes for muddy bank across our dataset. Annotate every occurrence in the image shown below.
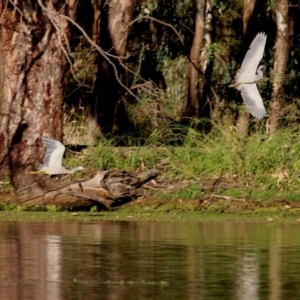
[1,171,300,222]
[1,195,300,223]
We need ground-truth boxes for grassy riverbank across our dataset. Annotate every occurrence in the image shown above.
[1,125,300,219]
[0,204,300,223]
[68,125,300,203]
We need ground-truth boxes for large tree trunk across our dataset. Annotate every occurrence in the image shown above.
[0,1,78,189]
[235,0,258,137]
[90,0,136,136]
[182,0,206,121]
[268,0,290,134]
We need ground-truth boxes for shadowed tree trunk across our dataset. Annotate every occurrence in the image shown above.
[0,1,78,189]
[235,0,258,137]
[85,0,104,140]
[90,0,136,136]
[268,0,290,134]
[182,0,206,122]
[92,0,102,45]
[243,0,257,36]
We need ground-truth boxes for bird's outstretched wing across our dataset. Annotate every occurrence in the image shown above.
[240,84,266,119]
[42,137,65,167]
[239,32,267,75]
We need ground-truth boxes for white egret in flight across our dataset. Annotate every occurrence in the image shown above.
[230,32,267,119]
[31,137,84,175]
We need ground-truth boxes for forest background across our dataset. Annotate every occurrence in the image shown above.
[1,0,300,202]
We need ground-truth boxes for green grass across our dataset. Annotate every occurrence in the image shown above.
[62,124,300,202]
[0,209,299,223]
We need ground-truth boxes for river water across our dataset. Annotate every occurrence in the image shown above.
[0,219,300,300]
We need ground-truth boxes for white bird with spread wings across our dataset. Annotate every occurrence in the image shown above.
[230,32,267,119]
[31,137,84,175]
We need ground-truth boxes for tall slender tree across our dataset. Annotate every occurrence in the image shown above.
[182,0,206,122]
[268,0,290,134]
[235,0,258,137]
[89,0,136,136]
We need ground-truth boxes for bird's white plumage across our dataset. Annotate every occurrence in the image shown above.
[33,137,84,175]
[238,32,267,79]
[42,137,65,167]
[240,84,266,119]
[232,32,267,119]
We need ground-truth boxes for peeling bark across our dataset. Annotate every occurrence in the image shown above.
[0,1,78,189]
[199,0,213,121]
[108,0,136,58]
[200,0,213,75]
[268,0,290,134]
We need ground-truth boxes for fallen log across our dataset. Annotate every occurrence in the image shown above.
[14,169,159,211]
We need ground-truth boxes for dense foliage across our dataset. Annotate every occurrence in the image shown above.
[62,0,300,144]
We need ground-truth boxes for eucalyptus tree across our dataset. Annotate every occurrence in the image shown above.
[0,0,79,189]
[268,0,291,134]
[0,0,136,190]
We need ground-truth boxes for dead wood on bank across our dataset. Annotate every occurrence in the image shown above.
[13,169,159,211]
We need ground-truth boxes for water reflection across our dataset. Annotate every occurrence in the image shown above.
[0,220,300,299]
[45,235,61,300]
[234,248,259,300]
